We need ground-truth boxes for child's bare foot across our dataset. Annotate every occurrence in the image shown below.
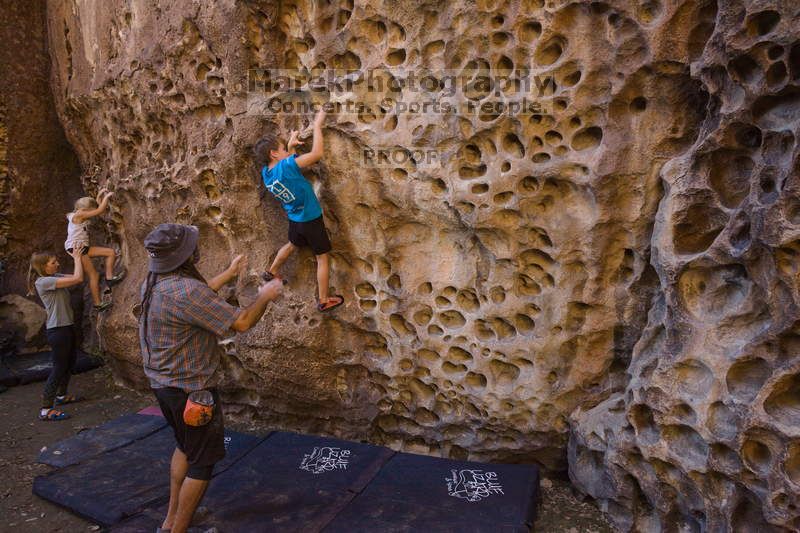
[317,295,344,312]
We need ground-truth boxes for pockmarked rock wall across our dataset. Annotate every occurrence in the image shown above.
[568,1,800,531]
[43,0,798,529]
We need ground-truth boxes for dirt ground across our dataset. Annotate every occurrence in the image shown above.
[0,367,613,532]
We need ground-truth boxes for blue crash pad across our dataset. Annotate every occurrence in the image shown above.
[323,453,539,532]
[33,425,263,526]
[38,413,167,468]
[112,431,396,532]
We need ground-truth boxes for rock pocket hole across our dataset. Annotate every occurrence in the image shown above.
[630,96,647,112]
[764,373,800,427]
[726,358,771,402]
[535,37,565,66]
[785,442,800,485]
[741,439,772,473]
[519,20,541,42]
[571,126,603,151]
[456,290,480,312]
[389,313,416,338]
[439,310,466,329]
[746,10,780,37]
[413,306,433,325]
[447,346,472,362]
[465,372,487,389]
[707,401,738,440]
[489,359,520,385]
[356,282,377,298]
[766,62,788,87]
[386,48,407,66]
[442,361,467,374]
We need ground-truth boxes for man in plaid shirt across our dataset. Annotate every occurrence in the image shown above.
[139,224,283,533]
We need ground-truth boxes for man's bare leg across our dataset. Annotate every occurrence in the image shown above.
[269,242,297,276]
[162,447,189,530]
[171,478,210,533]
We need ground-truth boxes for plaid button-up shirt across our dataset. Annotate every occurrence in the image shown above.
[140,274,240,391]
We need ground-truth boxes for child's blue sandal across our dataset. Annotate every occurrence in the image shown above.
[39,409,70,421]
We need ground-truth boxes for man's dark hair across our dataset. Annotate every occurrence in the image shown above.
[140,258,207,365]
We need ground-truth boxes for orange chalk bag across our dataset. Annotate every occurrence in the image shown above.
[183,390,214,426]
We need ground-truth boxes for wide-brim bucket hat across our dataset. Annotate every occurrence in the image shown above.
[144,224,199,273]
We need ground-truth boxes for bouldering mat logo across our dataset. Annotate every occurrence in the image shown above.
[446,469,504,502]
[299,446,351,474]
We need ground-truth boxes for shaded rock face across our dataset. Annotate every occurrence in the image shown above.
[0,294,47,351]
[0,0,83,297]
[41,0,798,528]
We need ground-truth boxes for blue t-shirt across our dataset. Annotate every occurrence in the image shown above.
[262,155,322,222]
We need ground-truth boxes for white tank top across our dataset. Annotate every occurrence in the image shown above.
[64,212,90,251]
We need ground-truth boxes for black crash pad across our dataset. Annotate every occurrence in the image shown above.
[36,416,541,532]
[0,361,15,387]
[112,431,395,532]
[33,425,263,526]
[0,350,102,387]
[322,453,540,533]
[38,413,167,468]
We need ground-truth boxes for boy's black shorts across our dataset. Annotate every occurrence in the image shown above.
[288,215,332,255]
[153,387,225,480]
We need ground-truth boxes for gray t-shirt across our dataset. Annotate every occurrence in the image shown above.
[35,275,74,329]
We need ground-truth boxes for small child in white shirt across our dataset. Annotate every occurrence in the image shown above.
[65,189,124,311]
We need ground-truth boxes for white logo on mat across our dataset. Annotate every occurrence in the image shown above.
[446,469,504,502]
[267,180,296,203]
[299,447,351,474]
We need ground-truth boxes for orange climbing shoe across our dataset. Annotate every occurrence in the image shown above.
[317,295,344,312]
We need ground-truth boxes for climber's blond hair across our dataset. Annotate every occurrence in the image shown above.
[74,196,98,211]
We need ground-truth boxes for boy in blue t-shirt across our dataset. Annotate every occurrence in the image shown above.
[254,108,344,312]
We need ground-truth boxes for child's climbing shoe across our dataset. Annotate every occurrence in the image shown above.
[39,409,70,421]
[107,272,126,286]
[94,301,112,312]
[317,295,345,312]
[261,271,288,285]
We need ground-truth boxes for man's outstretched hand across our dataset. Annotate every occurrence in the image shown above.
[229,254,246,276]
